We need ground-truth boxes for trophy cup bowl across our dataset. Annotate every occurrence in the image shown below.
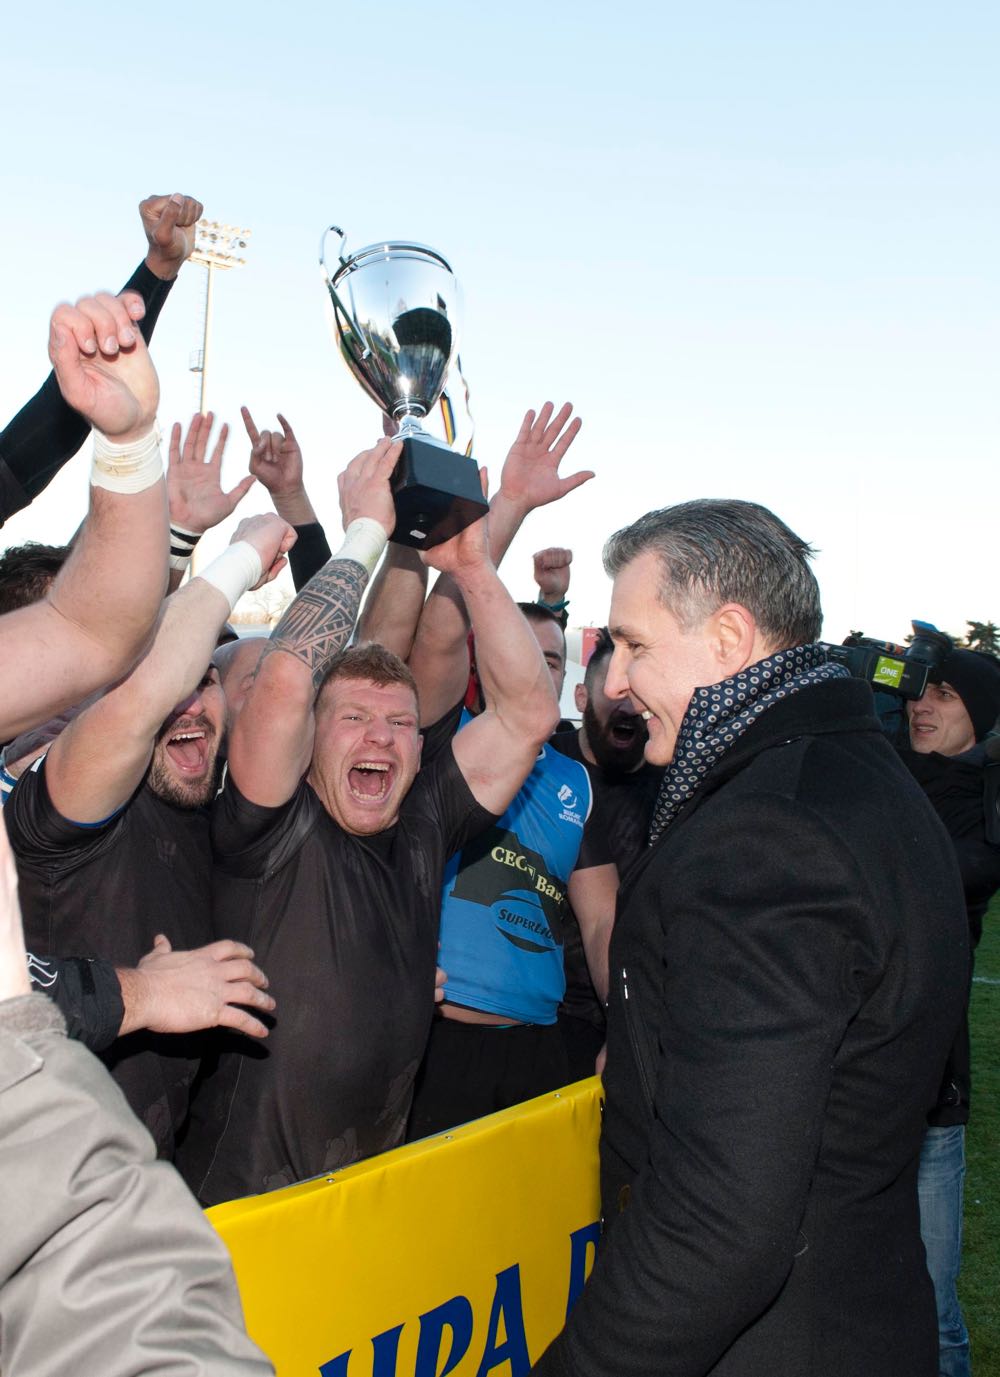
[320,227,488,548]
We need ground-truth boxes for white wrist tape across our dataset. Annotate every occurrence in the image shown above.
[197,541,263,614]
[91,425,163,494]
[335,518,387,576]
[169,523,201,572]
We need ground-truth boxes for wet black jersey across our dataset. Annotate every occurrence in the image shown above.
[6,758,214,1155]
[550,729,663,1028]
[550,729,663,874]
[177,741,495,1205]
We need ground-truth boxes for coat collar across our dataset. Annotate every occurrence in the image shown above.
[618,677,882,901]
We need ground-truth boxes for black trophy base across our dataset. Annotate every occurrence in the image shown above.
[391,433,489,549]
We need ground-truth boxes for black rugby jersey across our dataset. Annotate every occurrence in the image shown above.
[177,741,495,1205]
[7,759,214,1156]
[550,729,663,1029]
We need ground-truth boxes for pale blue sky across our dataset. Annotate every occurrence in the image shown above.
[2,1,997,643]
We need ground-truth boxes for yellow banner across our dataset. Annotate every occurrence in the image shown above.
[209,1078,603,1376]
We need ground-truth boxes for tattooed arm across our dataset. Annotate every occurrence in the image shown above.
[226,440,399,807]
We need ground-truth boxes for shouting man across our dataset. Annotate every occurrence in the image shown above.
[179,439,559,1204]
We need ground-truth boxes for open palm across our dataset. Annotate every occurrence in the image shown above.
[499,402,590,512]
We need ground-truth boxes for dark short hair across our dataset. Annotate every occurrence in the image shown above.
[316,642,419,709]
[516,601,567,655]
[0,542,70,616]
[583,627,614,688]
[603,499,822,649]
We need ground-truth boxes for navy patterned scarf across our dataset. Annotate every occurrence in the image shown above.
[648,643,848,844]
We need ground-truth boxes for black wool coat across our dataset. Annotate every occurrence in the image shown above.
[533,678,969,1377]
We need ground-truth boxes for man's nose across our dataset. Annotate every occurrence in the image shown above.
[603,648,630,701]
[172,687,204,719]
[364,717,392,745]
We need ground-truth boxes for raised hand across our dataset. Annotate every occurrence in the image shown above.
[49,291,158,442]
[242,406,320,526]
[230,512,297,588]
[533,547,573,603]
[337,438,400,537]
[167,412,256,535]
[498,402,590,515]
[242,407,306,496]
[140,192,204,281]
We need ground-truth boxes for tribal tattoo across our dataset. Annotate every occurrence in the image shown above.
[258,558,369,691]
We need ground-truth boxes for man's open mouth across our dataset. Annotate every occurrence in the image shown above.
[165,729,211,775]
[609,716,642,746]
[348,761,395,802]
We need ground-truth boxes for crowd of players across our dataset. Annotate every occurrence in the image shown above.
[1,191,998,1376]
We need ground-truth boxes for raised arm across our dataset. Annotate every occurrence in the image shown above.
[0,291,172,740]
[407,402,588,726]
[533,546,573,626]
[356,542,429,660]
[228,439,400,807]
[242,407,334,590]
[423,508,560,814]
[0,193,202,522]
[42,514,294,824]
[166,412,257,590]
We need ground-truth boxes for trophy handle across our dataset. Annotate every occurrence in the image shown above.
[319,224,371,361]
[439,354,476,456]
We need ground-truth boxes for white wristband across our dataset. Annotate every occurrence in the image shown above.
[169,523,201,572]
[196,541,263,615]
[91,425,163,494]
[335,518,388,576]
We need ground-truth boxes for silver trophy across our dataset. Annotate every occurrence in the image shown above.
[320,226,488,548]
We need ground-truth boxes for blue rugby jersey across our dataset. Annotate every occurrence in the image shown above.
[438,728,594,1025]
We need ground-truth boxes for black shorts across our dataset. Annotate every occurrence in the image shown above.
[407,1016,570,1142]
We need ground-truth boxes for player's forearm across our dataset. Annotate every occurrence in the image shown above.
[0,265,173,521]
[261,554,370,691]
[578,911,612,1004]
[228,551,372,802]
[485,489,532,568]
[115,965,158,1037]
[46,478,169,677]
[115,579,233,730]
[410,481,531,664]
[288,521,332,591]
[455,561,559,741]
[271,486,319,528]
[406,573,477,726]
[357,543,428,660]
[408,484,529,676]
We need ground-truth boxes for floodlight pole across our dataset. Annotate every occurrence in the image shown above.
[198,263,215,414]
[189,219,251,413]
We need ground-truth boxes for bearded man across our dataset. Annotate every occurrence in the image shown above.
[6,514,292,1156]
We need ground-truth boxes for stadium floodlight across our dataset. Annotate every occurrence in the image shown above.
[189,219,252,414]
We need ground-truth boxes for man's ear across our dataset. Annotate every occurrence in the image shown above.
[574,682,588,714]
[712,604,757,673]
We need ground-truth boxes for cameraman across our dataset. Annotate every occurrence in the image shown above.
[900,648,1000,1377]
